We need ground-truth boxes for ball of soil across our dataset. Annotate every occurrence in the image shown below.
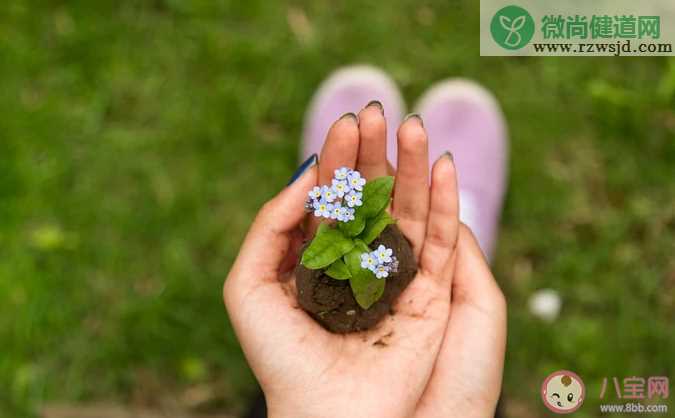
[295,225,417,333]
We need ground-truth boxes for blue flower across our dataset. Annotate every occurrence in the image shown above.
[347,170,366,191]
[389,256,399,273]
[331,178,351,198]
[334,167,351,181]
[321,185,337,203]
[343,207,356,221]
[345,190,363,208]
[330,202,346,221]
[374,245,393,263]
[360,252,378,271]
[308,186,323,201]
[313,199,333,218]
[374,264,390,279]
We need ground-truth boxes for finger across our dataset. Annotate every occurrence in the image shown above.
[228,164,318,286]
[454,224,504,301]
[419,153,460,280]
[319,113,360,184]
[308,113,360,235]
[413,225,506,418]
[224,163,335,374]
[392,114,430,258]
[356,101,389,179]
[278,227,305,276]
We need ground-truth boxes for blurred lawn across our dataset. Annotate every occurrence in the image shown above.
[1,0,675,417]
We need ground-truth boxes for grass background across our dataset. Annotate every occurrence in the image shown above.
[1,0,674,417]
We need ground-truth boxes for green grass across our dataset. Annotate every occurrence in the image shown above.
[1,1,675,416]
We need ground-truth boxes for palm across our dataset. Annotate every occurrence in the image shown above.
[413,257,507,418]
[235,268,450,417]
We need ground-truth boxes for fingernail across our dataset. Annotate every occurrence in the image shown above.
[404,113,424,127]
[287,153,318,185]
[365,100,384,115]
[442,151,454,162]
[339,112,359,124]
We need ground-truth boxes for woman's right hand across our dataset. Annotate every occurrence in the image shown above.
[412,223,507,418]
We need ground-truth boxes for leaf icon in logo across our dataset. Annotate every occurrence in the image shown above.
[511,15,526,31]
[491,5,534,50]
[500,14,527,47]
[499,15,512,30]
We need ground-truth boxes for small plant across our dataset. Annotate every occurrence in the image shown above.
[300,167,397,309]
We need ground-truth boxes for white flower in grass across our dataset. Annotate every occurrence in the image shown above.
[343,207,355,221]
[360,252,378,271]
[374,245,393,263]
[528,288,562,322]
[345,191,363,208]
[331,179,350,198]
[347,170,366,191]
[313,199,333,218]
[334,167,351,180]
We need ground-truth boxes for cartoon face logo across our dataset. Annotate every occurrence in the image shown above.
[541,370,585,413]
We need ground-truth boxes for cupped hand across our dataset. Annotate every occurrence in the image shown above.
[224,104,505,418]
[412,224,507,418]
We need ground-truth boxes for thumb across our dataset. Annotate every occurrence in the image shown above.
[453,224,505,307]
[227,159,318,289]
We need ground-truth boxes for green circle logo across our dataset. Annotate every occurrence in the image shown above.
[490,5,535,50]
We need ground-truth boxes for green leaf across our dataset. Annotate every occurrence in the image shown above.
[338,211,366,237]
[324,259,351,280]
[353,239,370,253]
[350,272,385,310]
[358,176,394,219]
[344,244,385,309]
[301,223,355,269]
[359,209,396,244]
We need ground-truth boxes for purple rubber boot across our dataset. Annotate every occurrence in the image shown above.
[412,79,508,260]
[301,65,405,160]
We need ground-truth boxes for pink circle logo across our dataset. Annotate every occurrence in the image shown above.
[541,370,585,414]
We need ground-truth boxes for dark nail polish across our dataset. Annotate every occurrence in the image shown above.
[287,153,318,185]
[339,112,359,124]
[365,100,384,115]
[442,151,454,162]
[404,113,424,127]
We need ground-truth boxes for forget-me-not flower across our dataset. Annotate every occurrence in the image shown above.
[313,199,333,218]
[321,185,337,203]
[360,253,378,271]
[306,167,368,222]
[330,203,346,221]
[331,178,350,198]
[374,245,393,263]
[347,170,366,191]
[358,244,397,278]
[308,186,323,201]
[374,264,390,279]
[345,191,363,208]
[334,167,351,181]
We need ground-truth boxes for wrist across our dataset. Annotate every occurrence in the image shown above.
[266,394,346,418]
[265,394,304,418]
